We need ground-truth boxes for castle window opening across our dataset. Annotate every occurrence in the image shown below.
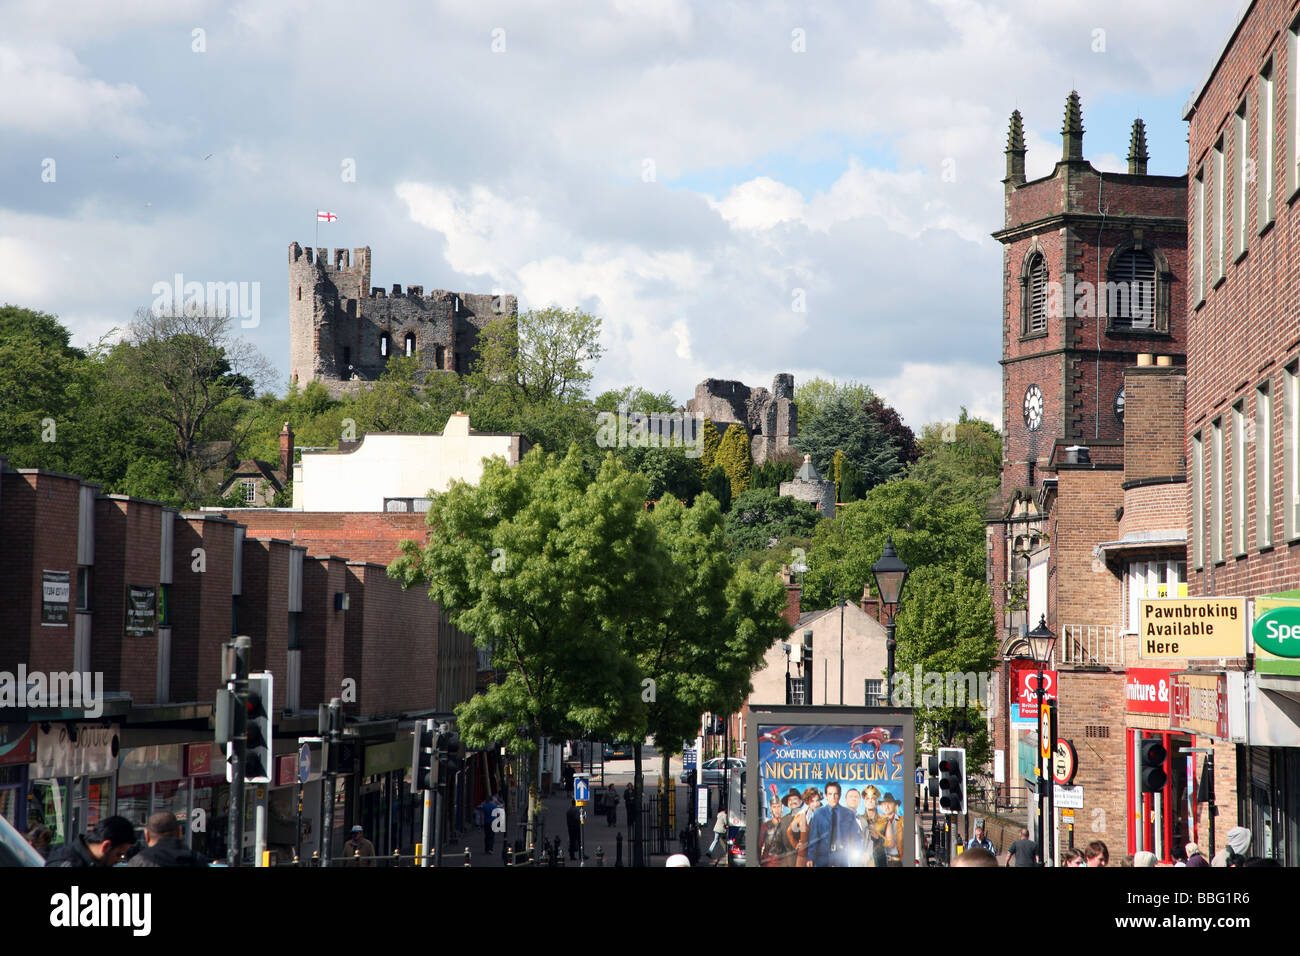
[380,333,389,358]
[435,344,445,369]
[343,347,352,370]
[405,333,415,357]
[297,285,302,301]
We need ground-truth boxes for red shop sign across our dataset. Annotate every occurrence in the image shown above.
[1125,668,1175,714]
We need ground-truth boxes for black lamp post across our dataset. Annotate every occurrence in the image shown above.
[872,536,910,697]
[1025,615,1057,866]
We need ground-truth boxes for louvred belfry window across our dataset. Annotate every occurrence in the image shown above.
[1109,249,1157,329]
[1025,253,1048,334]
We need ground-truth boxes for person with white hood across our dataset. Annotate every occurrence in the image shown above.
[1211,825,1251,866]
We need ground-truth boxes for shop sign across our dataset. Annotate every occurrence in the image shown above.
[186,743,213,776]
[42,570,70,626]
[125,585,156,638]
[1253,597,1300,676]
[33,723,120,777]
[1169,672,1228,740]
[1137,598,1246,659]
[1125,668,1175,714]
[0,724,37,766]
[1009,661,1056,724]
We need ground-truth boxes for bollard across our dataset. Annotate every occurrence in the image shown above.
[595,844,604,867]
[464,847,472,867]
[310,850,320,867]
[392,848,400,868]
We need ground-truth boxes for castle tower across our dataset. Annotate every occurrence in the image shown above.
[288,243,517,397]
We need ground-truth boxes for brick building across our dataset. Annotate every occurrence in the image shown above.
[0,462,466,863]
[985,92,1212,863]
[1182,0,1300,866]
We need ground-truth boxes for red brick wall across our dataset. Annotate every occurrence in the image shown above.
[228,510,427,566]
[1124,366,1187,483]
[0,471,83,675]
[1186,0,1300,598]
[240,539,291,704]
[169,515,239,703]
[92,497,163,703]
[346,563,439,715]
[1056,671,1128,860]
[301,555,349,710]
[1051,469,1124,631]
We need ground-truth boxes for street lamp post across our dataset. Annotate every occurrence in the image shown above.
[872,536,910,697]
[1025,616,1057,867]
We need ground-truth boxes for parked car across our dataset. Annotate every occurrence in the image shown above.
[0,815,46,867]
[681,756,745,787]
[603,742,635,761]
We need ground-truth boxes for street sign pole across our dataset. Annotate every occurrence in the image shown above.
[226,636,250,868]
[420,719,434,867]
[573,772,589,869]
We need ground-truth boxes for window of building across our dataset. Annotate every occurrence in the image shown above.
[243,480,257,504]
[158,583,171,627]
[435,344,445,369]
[342,346,351,370]
[1291,20,1300,196]
[1233,400,1246,555]
[1024,252,1048,335]
[1260,61,1275,229]
[296,285,302,301]
[405,333,415,357]
[864,679,886,707]
[1192,431,1204,569]
[1107,248,1157,329]
[1258,382,1272,548]
[1287,365,1300,539]
[1236,99,1249,256]
[380,333,389,357]
[76,566,91,611]
[1126,560,1188,632]
[1215,137,1226,281]
[1195,170,1205,304]
[1211,418,1224,563]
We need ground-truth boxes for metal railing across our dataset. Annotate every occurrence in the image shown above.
[1059,624,1123,666]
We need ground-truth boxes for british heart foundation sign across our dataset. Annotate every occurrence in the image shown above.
[1137,598,1246,660]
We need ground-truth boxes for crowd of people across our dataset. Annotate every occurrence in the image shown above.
[949,823,1278,868]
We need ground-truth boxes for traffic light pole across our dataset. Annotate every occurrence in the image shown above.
[226,636,250,868]
[320,698,341,867]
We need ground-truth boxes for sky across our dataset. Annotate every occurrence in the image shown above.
[0,0,1247,431]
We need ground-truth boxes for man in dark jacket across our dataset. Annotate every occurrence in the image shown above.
[127,811,210,867]
[46,815,136,867]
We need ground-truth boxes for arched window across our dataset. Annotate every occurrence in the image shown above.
[435,344,445,369]
[1022,252,1048,335]
[1107,248,1159,330]
[405,333,416,357]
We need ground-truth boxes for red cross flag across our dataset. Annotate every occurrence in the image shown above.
[317,210,338,222]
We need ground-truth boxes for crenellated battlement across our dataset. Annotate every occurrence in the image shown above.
[288,242,372,274]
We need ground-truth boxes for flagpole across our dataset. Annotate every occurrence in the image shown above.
[315,211,318,252]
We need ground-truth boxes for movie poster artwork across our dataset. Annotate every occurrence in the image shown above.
[755,722,906,868]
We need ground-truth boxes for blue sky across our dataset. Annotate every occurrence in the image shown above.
[0,0,1246,430]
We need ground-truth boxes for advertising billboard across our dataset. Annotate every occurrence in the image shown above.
[747,706,914,867]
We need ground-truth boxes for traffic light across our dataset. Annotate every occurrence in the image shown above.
[937,747,966,813]
[439,727,463,778]
[1139,738,1168,793]
[927,755,940,798]
[410,721,436,793]
[244,673,273,783]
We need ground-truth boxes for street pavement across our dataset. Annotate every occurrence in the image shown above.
[449,751,715,868]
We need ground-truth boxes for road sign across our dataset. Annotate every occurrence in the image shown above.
[1054,784,1084,809]
[915,768,925,785]
[696,785,710,825]
[683,747,697,770]
[298,743,311,785]
[1039,703,1052,761]
[573,773,590,807]
[1052,738,1077,785]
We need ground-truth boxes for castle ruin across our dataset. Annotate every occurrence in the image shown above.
[686,374,797,466]
[288,242,517,396]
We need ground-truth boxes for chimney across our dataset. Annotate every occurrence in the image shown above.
[781,564,801,629]
[279,421,294,483]
[860,585,883,626]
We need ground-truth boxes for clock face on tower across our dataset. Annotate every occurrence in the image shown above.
[1023,384,1043,431]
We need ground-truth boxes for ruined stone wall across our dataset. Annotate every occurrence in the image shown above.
[687,373,797,466]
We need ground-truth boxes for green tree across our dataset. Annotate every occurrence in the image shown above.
[909,409,1002,515]
[622,445,703,503]
[724,487,821,558]
[863,395,920,466]
[390,446,654,844]
[592,386,678,414]
[699,418,722,474]
[703,465,731,512]
[795,377,876,426]
[802,479,985,611]
[471,306,603,403]
[714,423,752,497]
[793,395,904,491]
[892,564,997,770]
[0,305,85,470]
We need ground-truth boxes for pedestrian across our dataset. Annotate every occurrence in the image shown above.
[953,847,999,867]
[966,820,994,854]
[709,808,728,865]
[665,853,691,867]
[623,783,636,836]
[1212,826,1251,867]
[127,811,210,867]
[562,764,575,793]
[1084,840,1109,867]
[565,800,585,861]
[480,794,500,854]
[1133,850,1157,867]
[1185,842,1210,867]
[1004,827,1040,867]
[605,784,618,827]
[46,815,136,868]
[343,825,375,866]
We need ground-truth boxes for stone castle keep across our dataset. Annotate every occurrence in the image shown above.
[288,243,517,396]
[687,374,797,466]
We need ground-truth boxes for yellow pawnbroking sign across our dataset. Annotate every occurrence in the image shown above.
[1137,598,1246,660]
